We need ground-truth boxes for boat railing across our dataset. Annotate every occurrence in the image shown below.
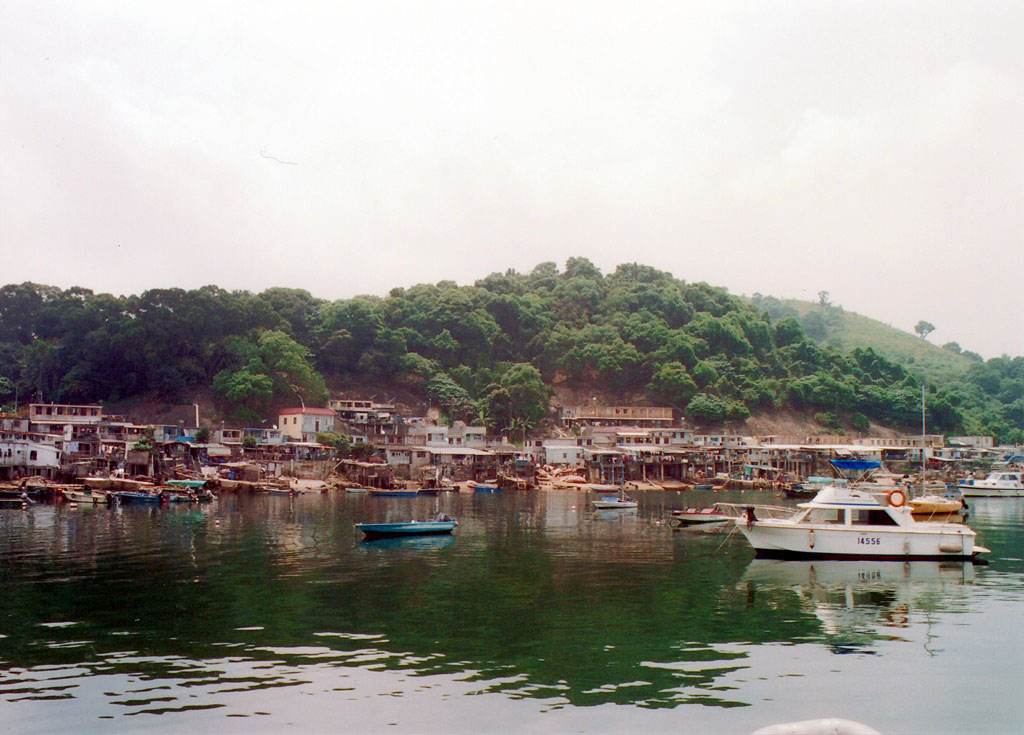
[714,503,797,521]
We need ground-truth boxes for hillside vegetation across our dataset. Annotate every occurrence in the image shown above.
[751,295,979,383]
[0,259,1022,442]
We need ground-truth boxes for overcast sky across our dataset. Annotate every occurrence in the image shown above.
[2,2,1021,358]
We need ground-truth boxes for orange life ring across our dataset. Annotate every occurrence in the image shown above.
[888,489,906,508]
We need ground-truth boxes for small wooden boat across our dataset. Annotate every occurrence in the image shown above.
[63,489,111,504]
[345,486,370,494]
[356,514,457,538]
[908,495,966,522]
[671,507,733,526]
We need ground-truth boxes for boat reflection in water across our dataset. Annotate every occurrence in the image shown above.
[740,559,975,649]
[358,534,457,551]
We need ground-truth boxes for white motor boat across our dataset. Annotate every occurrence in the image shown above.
[957,471,1024,498]
[671,507,733,526]
[719,484,989,561]
[592,492,638,509]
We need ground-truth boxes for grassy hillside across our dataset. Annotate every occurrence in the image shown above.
[750,296,979,384]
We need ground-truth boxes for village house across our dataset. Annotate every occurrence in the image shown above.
[278,407,336,442]
[0,429,63,480]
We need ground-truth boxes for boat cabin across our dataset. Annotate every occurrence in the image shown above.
[787,486,903,528]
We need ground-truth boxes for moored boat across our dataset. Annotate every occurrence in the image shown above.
[114,490,165,504]
[469,480,501,493]
[907,495,966,522]
[368,488,420,498]
[592,492,638,509]
[356,514,457,538]
[957,471,1024,498]
[63,488,111,504]
[671,507,733,526]
[721,485,988,561]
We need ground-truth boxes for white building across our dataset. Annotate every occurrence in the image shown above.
[278,408,336,442]
[542,438,592,465]
[406,421,487,448]
[0,431,63,479]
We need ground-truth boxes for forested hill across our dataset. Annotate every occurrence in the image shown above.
[1,258,1022,442]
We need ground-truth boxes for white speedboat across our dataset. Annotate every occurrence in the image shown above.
[592,493,638,509]
[957,471,1024,498]
[719,485,988,561]
[671,507,733,526]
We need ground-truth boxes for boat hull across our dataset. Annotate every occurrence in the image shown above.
[592,500,638,509]
[737,521,980,560]
[958,485,1024,498]
[368,489,419,498]
[356,521,457,538]
[63,489,110,504]
[672,510,731,526]
[115,492,164,504]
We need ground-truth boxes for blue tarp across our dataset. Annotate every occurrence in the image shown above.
[829,459,880,471]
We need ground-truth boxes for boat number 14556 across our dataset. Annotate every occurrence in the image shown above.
[857,537,881,545]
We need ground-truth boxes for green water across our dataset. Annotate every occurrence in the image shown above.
[1,490,1022,733]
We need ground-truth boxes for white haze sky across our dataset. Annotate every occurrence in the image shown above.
[2,2,1022,358]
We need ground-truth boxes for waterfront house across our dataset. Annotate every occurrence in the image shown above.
[0,430,63,480]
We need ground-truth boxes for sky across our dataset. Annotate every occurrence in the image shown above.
[2,2,1022,358]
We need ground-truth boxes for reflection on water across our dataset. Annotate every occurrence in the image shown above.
[0,491,1021,733]
[742,560,975,653]
[358,535,457,551]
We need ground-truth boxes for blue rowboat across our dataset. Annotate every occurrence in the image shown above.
[356,517,457,538]
[115,491,164,504]
[368,488,420,498]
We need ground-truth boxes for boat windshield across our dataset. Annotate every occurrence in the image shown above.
[851,508,899,526]
[801,508,845,524]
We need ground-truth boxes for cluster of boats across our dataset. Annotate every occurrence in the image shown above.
[591,461,1001,563]
[0,478,217,507]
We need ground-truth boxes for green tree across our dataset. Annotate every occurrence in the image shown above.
[213,360,275,424]
[258,329,329,406]
[646,362,698,407]
[850,412,870,433]
[684,394,729,423]
[914,320,936,339]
